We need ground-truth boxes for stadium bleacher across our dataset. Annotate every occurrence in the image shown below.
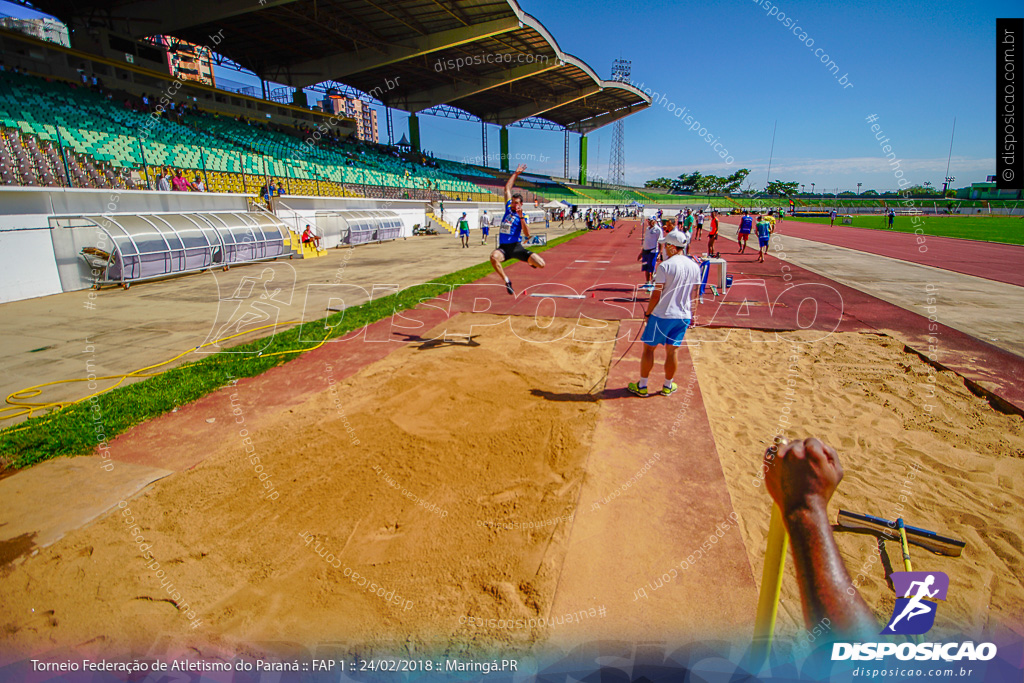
[0,70,702,206]
[0,70,500,200]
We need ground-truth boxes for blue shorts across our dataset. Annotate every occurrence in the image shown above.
[759,236,770,248]
[641,248,658,273]
[482,227,489,236]
[642,315,691,347]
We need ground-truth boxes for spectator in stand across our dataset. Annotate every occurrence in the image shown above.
[155,170,171,192]
[171,169,189,192]
[191,175,206,192]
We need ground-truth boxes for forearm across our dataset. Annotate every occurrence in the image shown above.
[784,505,878,638]
[504,171,520,198]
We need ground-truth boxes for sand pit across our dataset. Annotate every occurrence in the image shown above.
[689,328,1024,641]
[0,314,616,660]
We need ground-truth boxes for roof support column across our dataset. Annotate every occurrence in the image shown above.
[408,113,420,153]
[578,134,588,185]
[564,129,570,179]
[481,121,489,168]
[500,126,509,172]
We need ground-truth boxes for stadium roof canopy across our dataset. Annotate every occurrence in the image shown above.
[26,0,650,133]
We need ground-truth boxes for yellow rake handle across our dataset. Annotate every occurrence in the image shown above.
[752,503,789,668]
[897,517,913,572]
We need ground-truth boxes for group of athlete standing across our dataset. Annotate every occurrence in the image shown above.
[479,170,785,399]
[627,205,785,396]
[735,210,778,263]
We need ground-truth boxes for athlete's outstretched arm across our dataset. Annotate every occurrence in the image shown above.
[504,163,527,202]
[763,438,878,639]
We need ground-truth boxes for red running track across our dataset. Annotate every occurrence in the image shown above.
[758,220,1024,288]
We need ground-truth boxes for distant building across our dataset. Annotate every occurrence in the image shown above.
[322,95,378,143]
[955,182,1022,200]
[154,36,215,87]
[0,17,70,47]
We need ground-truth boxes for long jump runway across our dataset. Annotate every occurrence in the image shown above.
[1,221,1022,661]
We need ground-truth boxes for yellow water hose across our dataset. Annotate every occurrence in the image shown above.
[2,317,335,431]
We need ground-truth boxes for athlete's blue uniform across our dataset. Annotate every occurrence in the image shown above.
[496,200,533,262]
[499,201,523,244]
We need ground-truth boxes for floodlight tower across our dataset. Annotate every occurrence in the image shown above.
[607,58,630,187]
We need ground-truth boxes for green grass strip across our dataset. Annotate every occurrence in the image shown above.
[0,230,586,469]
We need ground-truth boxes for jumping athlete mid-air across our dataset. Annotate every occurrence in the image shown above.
[490,164,546,295]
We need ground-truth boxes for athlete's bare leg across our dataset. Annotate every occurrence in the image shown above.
[665,345,678,382]
[491,249,515,295]
[490,249,508,280]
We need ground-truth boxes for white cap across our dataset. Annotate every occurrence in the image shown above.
[659,230,690,248]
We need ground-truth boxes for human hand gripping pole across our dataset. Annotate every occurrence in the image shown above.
[752,437,878,672]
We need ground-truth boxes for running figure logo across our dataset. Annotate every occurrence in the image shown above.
[882,571,949,635]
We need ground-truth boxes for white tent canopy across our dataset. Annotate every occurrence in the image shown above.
[543,201,565,209]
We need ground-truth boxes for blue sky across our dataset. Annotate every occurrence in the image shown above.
[2,0,1014,191]
[497,0,1014,190]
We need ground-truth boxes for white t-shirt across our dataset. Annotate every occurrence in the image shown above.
[652,254,701,320]
[479,213,492,228]
[642,225,663,250]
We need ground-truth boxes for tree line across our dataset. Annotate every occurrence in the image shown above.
[645,171,954,197]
